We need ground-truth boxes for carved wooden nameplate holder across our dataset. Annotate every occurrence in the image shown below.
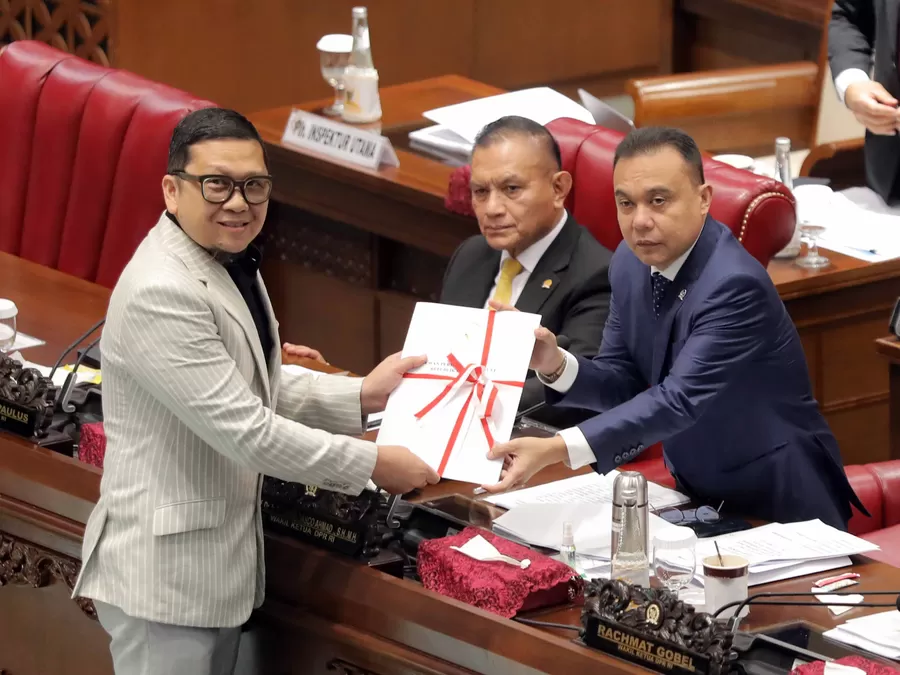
[260,478,390,558]
[0,356,58,439]
[580,579,736,675]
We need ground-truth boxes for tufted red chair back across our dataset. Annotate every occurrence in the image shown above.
[0,41,215,287]
[445,118,796,267]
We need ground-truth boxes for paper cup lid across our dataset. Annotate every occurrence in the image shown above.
[317,34,353,53]
[0,299,18,320]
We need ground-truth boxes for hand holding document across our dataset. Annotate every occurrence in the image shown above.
[376,303,541,485]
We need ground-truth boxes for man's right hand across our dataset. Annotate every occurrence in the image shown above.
[531,326,564,376]
[845,81,899,135]
[371,445,440,494]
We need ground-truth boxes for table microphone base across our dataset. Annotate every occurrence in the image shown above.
[32,429,75,456]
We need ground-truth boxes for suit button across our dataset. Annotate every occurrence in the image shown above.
[615,454,622,464]
[638,444,644,451]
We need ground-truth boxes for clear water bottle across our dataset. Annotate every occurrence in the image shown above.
[773,136,802,257]
[342,6,383,123]
[610,471,650,587]
[0,299,17,354]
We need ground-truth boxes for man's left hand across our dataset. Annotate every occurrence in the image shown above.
[479,436,569,493]
[360,352,427,415]
[282,342,327,364]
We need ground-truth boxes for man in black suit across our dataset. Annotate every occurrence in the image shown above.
[829,0,900,202]
[440,116,613,427]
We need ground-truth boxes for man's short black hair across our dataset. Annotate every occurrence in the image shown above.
[613,126,705,185]
[167,107,267,173]
[473,115,562,171]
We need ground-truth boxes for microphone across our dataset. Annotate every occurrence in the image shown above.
[58,335,101,414]
[515,334,571,423]
[712,590,900,631]
[49,318,105,380]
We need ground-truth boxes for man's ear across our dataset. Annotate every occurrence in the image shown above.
[162,174,179,214]
[552,170,573,208]
[698,183,713,217]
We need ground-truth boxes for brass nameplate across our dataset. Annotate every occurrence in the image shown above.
[584,616,710,674]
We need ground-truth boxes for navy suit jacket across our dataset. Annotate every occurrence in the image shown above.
[548,217,866,530]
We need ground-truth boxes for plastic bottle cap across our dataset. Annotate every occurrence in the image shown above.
[0,299,18,320]
[562,521,574,547]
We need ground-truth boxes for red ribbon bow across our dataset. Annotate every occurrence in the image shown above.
[403,311,524,476]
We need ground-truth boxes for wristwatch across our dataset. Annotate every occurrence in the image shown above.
[541,350,568,383]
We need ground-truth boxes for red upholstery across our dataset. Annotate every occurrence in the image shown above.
[845,460,900,567]
[0,41,214,287]
[445,118,795,267]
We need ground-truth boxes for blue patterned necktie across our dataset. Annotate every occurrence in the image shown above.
[651,272,672,317]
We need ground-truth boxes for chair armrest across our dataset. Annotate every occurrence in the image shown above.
[799,137,865,190]
[626,62,819,155]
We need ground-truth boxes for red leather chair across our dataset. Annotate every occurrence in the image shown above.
[0,41,214,288]
[445,118,796,486]
[845,460,900,566]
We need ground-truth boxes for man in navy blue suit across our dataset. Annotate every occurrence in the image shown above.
[483,126,865,531]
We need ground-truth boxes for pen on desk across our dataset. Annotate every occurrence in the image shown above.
[844,244,878,255]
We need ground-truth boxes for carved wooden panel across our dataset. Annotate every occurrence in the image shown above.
[0,532,96,619]
[0,0,111,66]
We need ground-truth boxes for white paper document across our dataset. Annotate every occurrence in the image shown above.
[483,471,690,512]
[422,87,596,145]
[824,610,900,659]
[376,303,541,484]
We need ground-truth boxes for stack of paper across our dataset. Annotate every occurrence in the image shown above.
[491,501,679,560]
[409,87,609,160]
[824,610,900,659]
[483,471,690,512]
[695,520,878,587]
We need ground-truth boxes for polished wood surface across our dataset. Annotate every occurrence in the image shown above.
[250,75,897,466]
[628,61,819,155]
[674,0,826,73]
[2,251,900,674]
[876,336,900,461]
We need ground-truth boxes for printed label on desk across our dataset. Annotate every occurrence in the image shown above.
[281,108,399,171]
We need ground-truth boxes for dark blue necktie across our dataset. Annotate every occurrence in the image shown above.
[651,272,671,317]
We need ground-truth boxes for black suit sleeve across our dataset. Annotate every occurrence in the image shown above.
[829,0,876,76]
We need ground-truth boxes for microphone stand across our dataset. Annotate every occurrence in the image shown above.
[58,335,102,414]
[49,317,105,380]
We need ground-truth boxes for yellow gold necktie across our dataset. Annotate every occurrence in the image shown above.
[491,258,523,306]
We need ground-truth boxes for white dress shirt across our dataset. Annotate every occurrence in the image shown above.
[542,234,700,469]
[483,209,568,309]
[834,68,872,104]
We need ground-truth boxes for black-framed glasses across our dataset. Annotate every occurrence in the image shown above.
[659,504,722,525]
[172,171,273,205]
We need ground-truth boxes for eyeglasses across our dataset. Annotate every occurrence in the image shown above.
[172,171,273,205]
[659,504,723,525]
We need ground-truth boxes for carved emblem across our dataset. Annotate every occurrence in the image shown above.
[0,533,96,620]
[645,600,662,628]
[304,484,318,497]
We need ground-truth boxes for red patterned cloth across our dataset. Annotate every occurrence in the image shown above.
[444,164,475,217]
[79,422,107,469]
[417,526,584,618]
[791,656,900,675]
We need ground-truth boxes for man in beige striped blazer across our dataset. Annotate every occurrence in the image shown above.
[72,108,439,675]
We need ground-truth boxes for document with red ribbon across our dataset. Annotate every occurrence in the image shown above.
[376,303,542,484]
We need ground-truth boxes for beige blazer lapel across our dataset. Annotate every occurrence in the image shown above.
[157,214,272,406]
[257,274,281,390]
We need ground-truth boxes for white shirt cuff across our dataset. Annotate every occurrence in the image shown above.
[834,68,870,104]
[536,349,579,393]
[559,426,594,469]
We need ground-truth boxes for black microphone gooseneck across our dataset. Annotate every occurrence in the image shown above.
[58,335,102,413]
[514,334,571,423]
[48,317,105,380]
[712,590,900,632]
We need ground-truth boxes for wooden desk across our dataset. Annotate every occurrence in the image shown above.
[1,252,899,674]
[876,336,900,461]
[249,76,900,466]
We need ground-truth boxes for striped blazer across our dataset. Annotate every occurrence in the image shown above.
[73,213,378,627]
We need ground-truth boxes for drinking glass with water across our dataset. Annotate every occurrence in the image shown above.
[0,300,17,354]
[652,526,697,592]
